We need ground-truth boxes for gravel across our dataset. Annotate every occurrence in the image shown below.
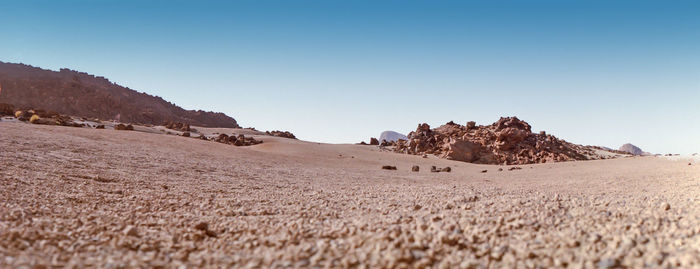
[1,122,699,268]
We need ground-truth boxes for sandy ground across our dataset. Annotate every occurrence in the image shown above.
[0,122,698,268]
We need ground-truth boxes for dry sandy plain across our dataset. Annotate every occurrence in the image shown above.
[1,122,699,268]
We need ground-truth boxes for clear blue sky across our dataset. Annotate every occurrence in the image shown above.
[1,0,698,154]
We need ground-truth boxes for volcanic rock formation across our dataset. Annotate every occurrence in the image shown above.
[378,131,408,143]
[389,117,620,165]
[0,61,239,128]
[619,143,644,155]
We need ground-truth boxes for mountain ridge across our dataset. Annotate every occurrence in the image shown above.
[0,61,239,128]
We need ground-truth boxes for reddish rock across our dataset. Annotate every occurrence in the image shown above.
[393,117,595,165]
[369,138,379,145]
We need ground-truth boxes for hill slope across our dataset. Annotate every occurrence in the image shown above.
[0,61,239,127]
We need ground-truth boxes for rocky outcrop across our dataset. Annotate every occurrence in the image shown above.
[12,109,82,127]
[213,133,263,146]
[164,121,190,132]
[618,143,644,155]
[0,61,239,128]
[265,130,296,139]
[388,117,621,165]
[370,138,379,145]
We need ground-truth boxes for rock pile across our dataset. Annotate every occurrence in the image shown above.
[213,133,263,146]
[164,121,190,132]
[12,109,85,127]
[265,130,296,139]
[388,117,612,165]
[115,124,134,131]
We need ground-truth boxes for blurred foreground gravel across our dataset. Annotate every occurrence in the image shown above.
[1,122,699,268]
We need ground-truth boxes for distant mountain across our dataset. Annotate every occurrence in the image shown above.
[619,143,644,155]
[379,131,407,142]
[0,61,239,128]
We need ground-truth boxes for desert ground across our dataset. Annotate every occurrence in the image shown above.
[1,122,698,268]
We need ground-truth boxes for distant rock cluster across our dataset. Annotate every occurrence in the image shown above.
[384,117,621,165]
[265,130,296,139]
[4,105,86,128]
[164,121,191,132]
[214,133,263,146]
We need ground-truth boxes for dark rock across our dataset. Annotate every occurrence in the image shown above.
[382,165,397,170]
[194,222,209,231]
[370,138,379,145]
[266,130,296,139]
[182,132,190,137]
[440,167,451,172]
[412,165,420,172]
[480,170,488,173]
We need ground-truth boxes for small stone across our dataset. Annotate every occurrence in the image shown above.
[596,258,620,269]
[194,222,209,231]
[498,168,503,171]
[430,166,439,173]
[205,229,218,238]
[382,165,397,170]
[412,165,419,172]
[123,225,139,237]
[661,202,670,211]
[480,170,488,173]
[441,167,451,172]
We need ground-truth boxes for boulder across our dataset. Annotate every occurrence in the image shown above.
[442,139,481,162]
[369,138,379,145]
[114,124,128,130]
